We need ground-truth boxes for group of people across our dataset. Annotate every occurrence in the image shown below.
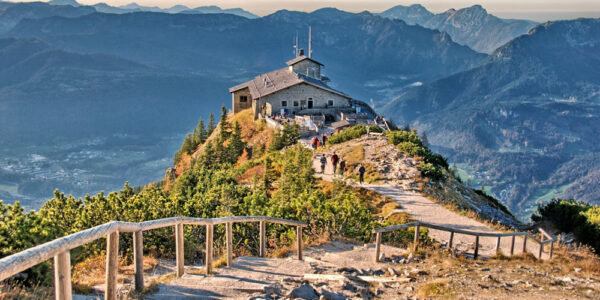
[311,134,329,149]
[318,152,367,184]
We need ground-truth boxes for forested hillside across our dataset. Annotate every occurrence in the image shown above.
[382,18,600,219]
[0,3,485,208]
[0,109,409,287]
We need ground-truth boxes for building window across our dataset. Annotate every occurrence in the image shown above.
[293,101,299,107]
[281,101,288,107]
[328,100,334,106]
[240,95,248,103]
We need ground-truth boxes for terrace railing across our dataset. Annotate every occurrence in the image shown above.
[374,221,556,262]
[0,216,307,300]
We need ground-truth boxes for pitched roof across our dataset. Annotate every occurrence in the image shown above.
[286,55,323,66]
[332,120,352,129]
[229,67,350,100]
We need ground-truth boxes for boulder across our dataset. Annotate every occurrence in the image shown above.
[288,284,319,300]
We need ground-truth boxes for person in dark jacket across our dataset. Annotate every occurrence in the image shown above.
[331,152,339,174]
[358,164,366,184]
[338,159,346,177]
[320,155,327,174]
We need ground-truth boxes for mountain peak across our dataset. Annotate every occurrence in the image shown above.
[464,4,488,14]
[48,0,80,6]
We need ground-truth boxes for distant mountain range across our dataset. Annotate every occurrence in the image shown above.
[45,0,259,18]
[0,37,227,144]
[0,1,94,33]
[383,18,600,218]
[0,1,598,219]
[4,6,484,101]
[380,4,538,53]
[0,2,484,207]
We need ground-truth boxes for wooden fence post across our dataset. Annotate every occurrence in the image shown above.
[496,236,501,254]
[448,231,454,250]
[413,225,420,251]
[297,226,303,260]
[105,231,119,300]
[510,236,516,256]
[549,241,554,258]
[522,235,528,254]
[133,231,144,292]
[539,234,544,259]
[474,235,480,259]
[375,232,382,262]
[54,251,72,300]
[206,224,213,274]
[259,220,266,257]
[175,223,184,277]
[226,222,233,267]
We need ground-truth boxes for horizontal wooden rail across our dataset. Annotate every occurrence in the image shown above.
[374,221,556,262]
[0,216,307,300]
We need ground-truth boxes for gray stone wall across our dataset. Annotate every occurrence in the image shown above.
[258,83,351,116]
[232,88,252,113]
[291,60,321,79]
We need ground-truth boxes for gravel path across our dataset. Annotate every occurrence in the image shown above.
[311,155,548,259]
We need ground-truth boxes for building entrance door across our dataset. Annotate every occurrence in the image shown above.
[308,99,313,109]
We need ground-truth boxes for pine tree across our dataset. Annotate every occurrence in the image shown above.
[282,123,300,147]
[227,121,245,163]
[201,140,216,167]
[420,131,430,148]
[219,105,230,140]
[207,112,215,136]
[181,133,194,154]
[194,118,205,146]
[269,130,284,151]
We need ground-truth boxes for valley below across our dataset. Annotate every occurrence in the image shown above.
[0,133,180,209]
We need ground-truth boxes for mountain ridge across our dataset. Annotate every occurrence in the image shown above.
[381,18,600,218]
[380,4,538,53]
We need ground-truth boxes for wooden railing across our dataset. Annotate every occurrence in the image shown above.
[374,221,556,262]
[0,216,307,300]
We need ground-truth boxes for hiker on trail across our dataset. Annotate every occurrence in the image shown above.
[331,152,339,174]
[320,155,327,174]
[312,136,318,150]
[366,125,370,136]
[339,159,346,176]
[322,134,328,146]
[358,164,366,184]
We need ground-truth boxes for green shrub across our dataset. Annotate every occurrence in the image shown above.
[397,141,429,157]
[327,125,367,145]
[418,162,444,181]
[386,130,422,146]
[532,199,600,253]
[387,130,449,179]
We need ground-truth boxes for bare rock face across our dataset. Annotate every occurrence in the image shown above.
[288,283,319,300]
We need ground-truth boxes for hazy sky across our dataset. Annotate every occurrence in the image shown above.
[22,0,600,21]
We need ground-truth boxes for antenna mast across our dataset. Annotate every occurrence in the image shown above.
[308,26,312,58]
[294,31,299,57]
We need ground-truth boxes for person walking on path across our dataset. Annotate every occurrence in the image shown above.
[322,134,328,146]
[358,164,366,184]
[338,159,346,177]
[331,152,339,174]
[320,155,327,174]
[312,136,319,150]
